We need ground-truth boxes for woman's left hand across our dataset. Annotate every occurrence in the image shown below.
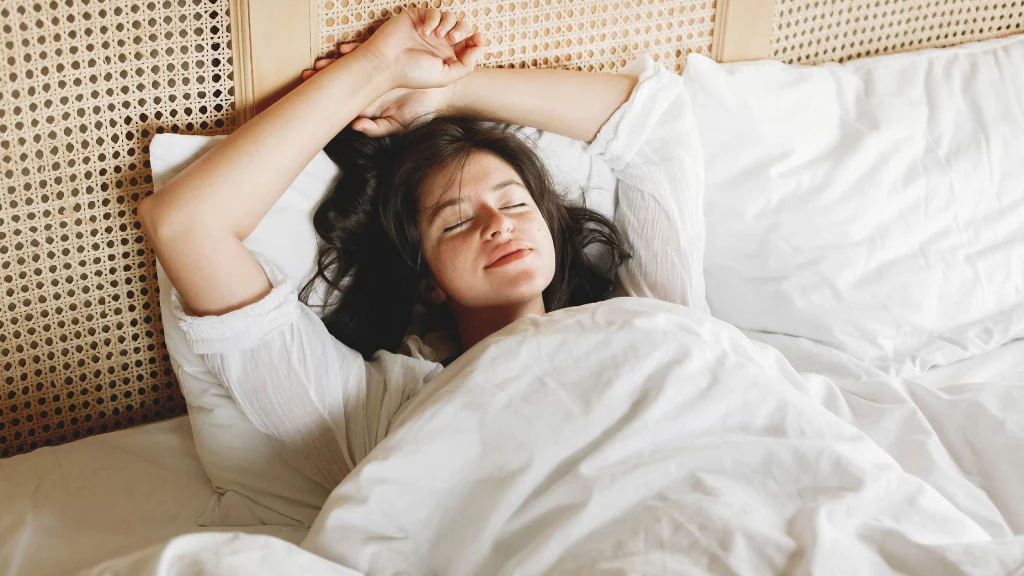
[354,6,486,90]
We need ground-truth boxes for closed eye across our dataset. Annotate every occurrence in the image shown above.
[443,220,467,234]
[442,204,528,234]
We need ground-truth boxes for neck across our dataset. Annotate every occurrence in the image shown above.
[453,296,546,351]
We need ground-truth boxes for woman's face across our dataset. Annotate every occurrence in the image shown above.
[416,149,556,309]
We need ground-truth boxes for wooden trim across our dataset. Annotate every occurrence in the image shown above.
[309,0,322,69]
[230,0,316,125]
[229,0,255,124]
[712,0,776,62]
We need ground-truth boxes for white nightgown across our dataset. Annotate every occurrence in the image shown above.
[170,54,707,492]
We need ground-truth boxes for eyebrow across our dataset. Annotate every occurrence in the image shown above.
[427,178,525,223]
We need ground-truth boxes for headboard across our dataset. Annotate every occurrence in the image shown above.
[2,0,1021,456]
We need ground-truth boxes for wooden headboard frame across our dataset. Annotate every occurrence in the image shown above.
[229,0,779,125]
[3,0,1018,455]
[713,0,777,62]
[229,0,321,125]
[231,0,1024,122]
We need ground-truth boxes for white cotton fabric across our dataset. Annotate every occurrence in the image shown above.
[685,35,1024,377]
[150,52,706,526]
[76,532,360,576]
[0,417,308,576]
[153,140,338,528]
[164,53,708,496]
[78,298,1024,576]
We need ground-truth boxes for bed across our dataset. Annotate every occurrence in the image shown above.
[3,340,1023,574]
[2,0,1023,574]
[0,416,308,576]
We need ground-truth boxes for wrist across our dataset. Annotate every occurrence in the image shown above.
[350,43,400,92]
[439,82,458,117]
[443,71,480,117]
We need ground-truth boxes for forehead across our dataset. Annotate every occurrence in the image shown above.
[418,149,521,208]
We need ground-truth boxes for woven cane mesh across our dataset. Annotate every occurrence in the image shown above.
[1,0,235,457]
[772,0,1024,64]
[318,0,718,75]
[14,0,1012,458]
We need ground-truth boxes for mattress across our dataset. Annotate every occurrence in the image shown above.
[0,416,308,576]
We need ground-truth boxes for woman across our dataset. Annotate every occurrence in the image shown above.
[300,113,632,362]
[139,7,705,490]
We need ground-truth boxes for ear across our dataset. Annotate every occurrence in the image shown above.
[420,277,448,305]
[428,289,448,305]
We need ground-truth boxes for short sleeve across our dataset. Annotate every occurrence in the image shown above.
[169,253,443,490]
[587,54,709,314]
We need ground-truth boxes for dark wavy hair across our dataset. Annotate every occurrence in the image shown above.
[299,116,630,360]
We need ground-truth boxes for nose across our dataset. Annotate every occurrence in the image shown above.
[481,205,514,240]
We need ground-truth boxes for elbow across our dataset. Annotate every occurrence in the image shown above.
[136,195,156,238]
[137,195,166,246]
[136,195,155,229]
[137,194,190,250]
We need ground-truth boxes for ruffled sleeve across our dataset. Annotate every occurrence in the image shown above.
[169,252,302,354]
[587,54,709,314]
[170,252,443,490]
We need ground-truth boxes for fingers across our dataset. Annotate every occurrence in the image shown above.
[446,20,472,44]
[434,11,458,39]
[351,117,373,133]
[437,31,486,84]
[338,41,360,55]
[301,58,335,80]
[301,41,358,81]
[420,8,441,37]
[457,31,486,67]
[415,7,478,47]
[351,116,402,138]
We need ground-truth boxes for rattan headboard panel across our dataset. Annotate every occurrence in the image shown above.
[4,0,1019,457]
[317,0,718,75]
[1,0,235,457]
[772,0,1024,64]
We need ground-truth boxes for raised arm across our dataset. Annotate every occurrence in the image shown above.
[142,9,486,488]
[139,53,390,317]
[446,58,708,312]
[139,8,484,318]
[447,65,640,144]
[298,47,706,310]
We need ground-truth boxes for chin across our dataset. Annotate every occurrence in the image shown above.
[489,269,552,305]
[465,263,551,308]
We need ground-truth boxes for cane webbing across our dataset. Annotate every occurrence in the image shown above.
[1,0,719,458]
[772,0,1024,64]
[317,0,718,75]
[1,0,235,457]
[7,0,1017,458]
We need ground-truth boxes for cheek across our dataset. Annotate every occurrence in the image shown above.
[427,237,473,292]
[528,215,558,276]
[532,214,554,247]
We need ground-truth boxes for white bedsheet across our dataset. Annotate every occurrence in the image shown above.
[745,332,1024,534]
[0,416,308,576]
[73,299,1024,575]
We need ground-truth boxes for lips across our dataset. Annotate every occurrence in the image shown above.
[485,242,533,269]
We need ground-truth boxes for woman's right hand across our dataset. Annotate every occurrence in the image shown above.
[302,42,457,137]
[360,6,485,90]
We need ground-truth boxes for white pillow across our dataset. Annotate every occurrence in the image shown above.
[684,35,1024,377]
[150,126,619,526]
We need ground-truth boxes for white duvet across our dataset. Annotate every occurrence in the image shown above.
[81,299,1024,575]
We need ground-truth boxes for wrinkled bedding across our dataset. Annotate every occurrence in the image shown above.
[76,298,1024,575]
